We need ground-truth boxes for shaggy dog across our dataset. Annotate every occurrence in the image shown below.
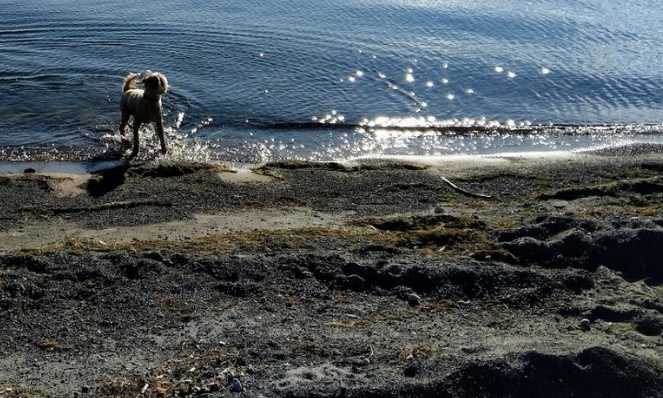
[119,71,169,159]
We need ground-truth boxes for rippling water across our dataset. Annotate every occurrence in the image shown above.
[2,0,663,162]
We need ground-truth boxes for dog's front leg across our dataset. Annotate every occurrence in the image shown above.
[156,117,167,155]
[119,110,132,148]
[129,123,141,159]
[119,110,129,136]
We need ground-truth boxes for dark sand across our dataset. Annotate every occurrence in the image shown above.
[1,149,663,397]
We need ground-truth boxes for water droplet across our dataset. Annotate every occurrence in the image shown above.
[259,52,264,57]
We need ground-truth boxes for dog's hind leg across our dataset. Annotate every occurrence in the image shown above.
[128,123,141,159]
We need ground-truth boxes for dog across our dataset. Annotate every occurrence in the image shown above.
[119,71,169,159]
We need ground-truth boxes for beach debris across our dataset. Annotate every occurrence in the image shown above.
[23,168,36,174]
[294,266,314,279]
[440,176,493,199]
[33,339,59,350]
[336,273,366,290]
[141,383,149,394]
[21,199,173,215]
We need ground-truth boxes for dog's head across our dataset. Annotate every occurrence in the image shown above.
[143,71,168,96]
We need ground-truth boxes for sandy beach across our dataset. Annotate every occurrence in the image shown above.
[1,148,663,397]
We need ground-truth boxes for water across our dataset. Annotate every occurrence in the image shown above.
[2,0,663,163]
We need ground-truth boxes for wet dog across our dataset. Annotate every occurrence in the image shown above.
[119,71,169,159]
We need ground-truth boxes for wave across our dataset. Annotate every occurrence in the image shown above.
[258,120,663,136]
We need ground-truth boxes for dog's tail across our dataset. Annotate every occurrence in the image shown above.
[122,73,140,93]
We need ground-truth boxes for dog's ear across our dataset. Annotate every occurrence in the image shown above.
[156,73,168,94]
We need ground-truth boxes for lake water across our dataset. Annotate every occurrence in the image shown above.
[2,0,663,163]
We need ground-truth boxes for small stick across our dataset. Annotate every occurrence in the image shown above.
[440,176,493,199]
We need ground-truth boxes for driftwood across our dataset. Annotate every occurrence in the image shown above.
[440,176,493,199]
[373,177,493,199]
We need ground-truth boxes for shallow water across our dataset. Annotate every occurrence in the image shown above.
[2,0,663,162]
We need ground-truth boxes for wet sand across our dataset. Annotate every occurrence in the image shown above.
[1,149,663,397]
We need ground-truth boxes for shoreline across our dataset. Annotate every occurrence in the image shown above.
[2,139,663,177]
[1,149,663,396]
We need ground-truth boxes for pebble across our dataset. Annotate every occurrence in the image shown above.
[579,318,591,331]
[406,293,422,307]
[229,377,243,393]
[295,267,313,279]
[404,362,419,377]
